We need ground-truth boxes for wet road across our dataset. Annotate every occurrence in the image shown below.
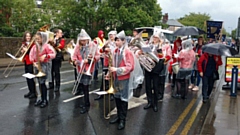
[0,62,217,135]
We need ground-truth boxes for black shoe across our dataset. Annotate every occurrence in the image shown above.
[80,107,88,114]
[203,99,207,103]
[28,93,37,99]
[157,94,163,101]
[48,82,54,90]
[94,95,103,100]
[171,84,175,87]
[80,103,90,108]
[34,100,42,106]
[110,117,119,124]
[118,120,125,130]
[181,96,187,100]
[153,105,158,112]
[24,92,31,98]
[40,100,48,108]
[54,87,60,92]
[143,103,152,109]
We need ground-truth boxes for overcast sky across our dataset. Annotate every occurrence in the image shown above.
[158,0,240,32]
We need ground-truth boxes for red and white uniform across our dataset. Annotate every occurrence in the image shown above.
[29,43,56,63]
[72,42,100,73]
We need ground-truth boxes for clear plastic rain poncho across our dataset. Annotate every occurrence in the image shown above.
[114,30,144,101]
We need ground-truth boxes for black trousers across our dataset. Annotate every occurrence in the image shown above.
[40,83,47,101]
[158,76,166,97]
[24,63,36,94]
[115,98,128,121]
[51,59,62,87]
[202,76,214,99]
[145,70,160,106]
[176,79,187,98]
[82,84,90,106]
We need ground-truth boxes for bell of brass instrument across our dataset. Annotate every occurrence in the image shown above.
[65,41,75,66]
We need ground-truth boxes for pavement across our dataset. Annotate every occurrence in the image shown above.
[0,55,239,135]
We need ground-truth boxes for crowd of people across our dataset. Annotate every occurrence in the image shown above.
[19,27,224,130]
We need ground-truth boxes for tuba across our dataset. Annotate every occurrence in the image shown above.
[129,37,159,72]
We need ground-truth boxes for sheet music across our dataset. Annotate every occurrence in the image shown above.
[94,91,108,95]
[22,73,36,79]
[141,46,152,53]
[6,53,17,60]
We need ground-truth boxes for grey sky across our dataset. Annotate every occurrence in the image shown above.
[158,0,240,32]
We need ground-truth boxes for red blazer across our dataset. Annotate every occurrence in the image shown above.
[22,42,34,65]
[197,53,222,73]
[57,38,65,50]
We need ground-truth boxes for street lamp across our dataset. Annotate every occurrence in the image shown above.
[36,0,43,8]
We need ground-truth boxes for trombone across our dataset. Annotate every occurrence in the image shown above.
[104,51,117,119]
[72,43,98,95]
[3,41,23,78]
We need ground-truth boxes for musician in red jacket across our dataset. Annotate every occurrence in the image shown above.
[104,30,134,130]
[72,29,100,114]
[198,53,222,103]
[169,37,182,87]
[21,31,36,99]
[49,29,65,92]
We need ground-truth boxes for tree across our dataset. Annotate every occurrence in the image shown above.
[0,0,14,36]
[178,12,211,30]
[10,0,40,36]
[231,28,237,39]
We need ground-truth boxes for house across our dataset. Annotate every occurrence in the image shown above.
[162,13,184,31]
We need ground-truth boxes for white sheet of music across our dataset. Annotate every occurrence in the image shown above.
[6,53,17,60]
[141,46,152,53]
[22,73,36,79]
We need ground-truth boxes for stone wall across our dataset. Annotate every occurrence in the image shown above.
[0,37,72,58]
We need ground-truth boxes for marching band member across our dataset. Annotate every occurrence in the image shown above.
[157,37,172,101]
[22,31,36,99]
[174,39,195,99]
[136,32,165,112]
[94,30,117,100]
[169,37,182,88]
[105,30,135,130]
[29,32,56,108]
[72,29,100,114]
[49,29,65,92]
[93,30,106,80]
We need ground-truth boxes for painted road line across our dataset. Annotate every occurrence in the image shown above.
[166,98,197,135]
[180,101,203,135]
[63,88,100,103]
[20,73,103,90]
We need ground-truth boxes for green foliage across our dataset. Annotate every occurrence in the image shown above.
[231,28,237,39]
[1,0,162,38]
[178,12,211,30]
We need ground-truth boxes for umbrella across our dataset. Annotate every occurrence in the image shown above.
[202,43,238,56]
[173,26,206,36]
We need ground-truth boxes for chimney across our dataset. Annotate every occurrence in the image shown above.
[163,13,168,24]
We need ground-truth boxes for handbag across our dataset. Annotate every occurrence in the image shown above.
[213,70,219,80]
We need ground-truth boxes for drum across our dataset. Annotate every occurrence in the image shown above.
[172,62,180,74]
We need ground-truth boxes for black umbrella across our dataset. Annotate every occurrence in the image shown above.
[202,43,238,56]
[173,26,206,36]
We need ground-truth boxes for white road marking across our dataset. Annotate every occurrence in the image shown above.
[63,88,100,103]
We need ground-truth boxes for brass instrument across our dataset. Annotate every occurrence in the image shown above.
[35,42,46,77]
[3,24,51,78]
[65,41,75,66]
[72,43,97,95]
[129,37,159,72]
[84,43,98,76]
[104,51,117,119]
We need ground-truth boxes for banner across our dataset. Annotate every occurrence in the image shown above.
[225,57,240,82]
[206,21,223,39]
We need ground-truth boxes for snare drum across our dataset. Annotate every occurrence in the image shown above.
[172,62,180,74]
